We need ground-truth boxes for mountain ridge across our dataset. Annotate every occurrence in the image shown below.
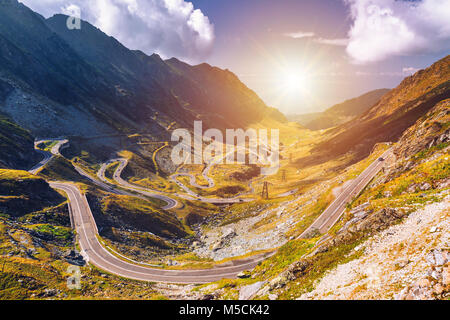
[0,2,282,146]
[290,88,390,130]
[296,55,450,168]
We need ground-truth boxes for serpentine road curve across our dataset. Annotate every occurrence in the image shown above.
[50,182,273,284]
[31,139,392,284]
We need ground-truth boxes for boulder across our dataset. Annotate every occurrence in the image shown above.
[443,266,450,286]
[269,275,289,290]
[237,271,251,279]
[239,281,266,300]
[211,242,222,252]
[420,183,432,191]
[222,228,237,239]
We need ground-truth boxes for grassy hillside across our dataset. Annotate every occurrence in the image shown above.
[0,218,165,300]
[0,169,65,217]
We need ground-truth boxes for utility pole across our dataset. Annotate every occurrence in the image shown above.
[262,182,269,200]
[281,169,287,182]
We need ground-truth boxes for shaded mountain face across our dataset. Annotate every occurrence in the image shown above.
[291,89,390,130]
[297,55,450,168]
[0,1,279,142]
[0,77,39,169]
[164,58,286,128]
[0,110,39,170]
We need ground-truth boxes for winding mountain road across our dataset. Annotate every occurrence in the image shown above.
[31,138,392,284]
[298,148,393,238]
[28,140,69,174]
[50,182,272,284]
[101,158,253,205]
[108,158,179,210]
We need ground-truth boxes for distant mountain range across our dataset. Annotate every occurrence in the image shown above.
[0,0,283,142]
[297,55,450,168]
[290,89,390,130]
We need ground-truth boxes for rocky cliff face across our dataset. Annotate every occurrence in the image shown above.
[393,99,449,162]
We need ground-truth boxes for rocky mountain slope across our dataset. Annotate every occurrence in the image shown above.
[298,55,449,168]
[0,0,282,143]
[293,99,449,300]
[0,110,39,170]
[292,89,389,130]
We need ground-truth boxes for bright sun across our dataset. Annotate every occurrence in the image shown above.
[282,73,305,92]
[271,65,316,105]
[278,69,311,95]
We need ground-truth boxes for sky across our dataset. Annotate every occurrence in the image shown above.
[20,0,450,115]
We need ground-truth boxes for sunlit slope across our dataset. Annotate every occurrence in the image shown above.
[298,55,450,168]
[295,88,390,130]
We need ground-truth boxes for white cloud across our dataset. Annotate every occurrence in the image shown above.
[283,31,315,39]
[345,0,450,64]
[19,0,215,62]
[402,66,420,75]
[313,38,349,46]
[284,31,349,46]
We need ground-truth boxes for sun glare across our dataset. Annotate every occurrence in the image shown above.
[278,68,312,95]
[282,72,305,92]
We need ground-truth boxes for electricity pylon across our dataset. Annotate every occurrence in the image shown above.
[262,181,269,200]
[281,169,287,182]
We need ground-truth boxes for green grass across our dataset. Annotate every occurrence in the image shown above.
[27,224,73,245]
[253,239,316,279]
[38,157,87,183]
[0,115,35,170]
[278,239,365,299]
[100,194,190,239]
[291,189,335,237]
[413,142,449,161]
[351,153,449,212]
[37,140,59,152]
[104,162,119,181]
[0,169,39,180]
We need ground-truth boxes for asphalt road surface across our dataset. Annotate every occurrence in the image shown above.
[50,182,272,284]
[28,140,68,174]
[298,149,393,238]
